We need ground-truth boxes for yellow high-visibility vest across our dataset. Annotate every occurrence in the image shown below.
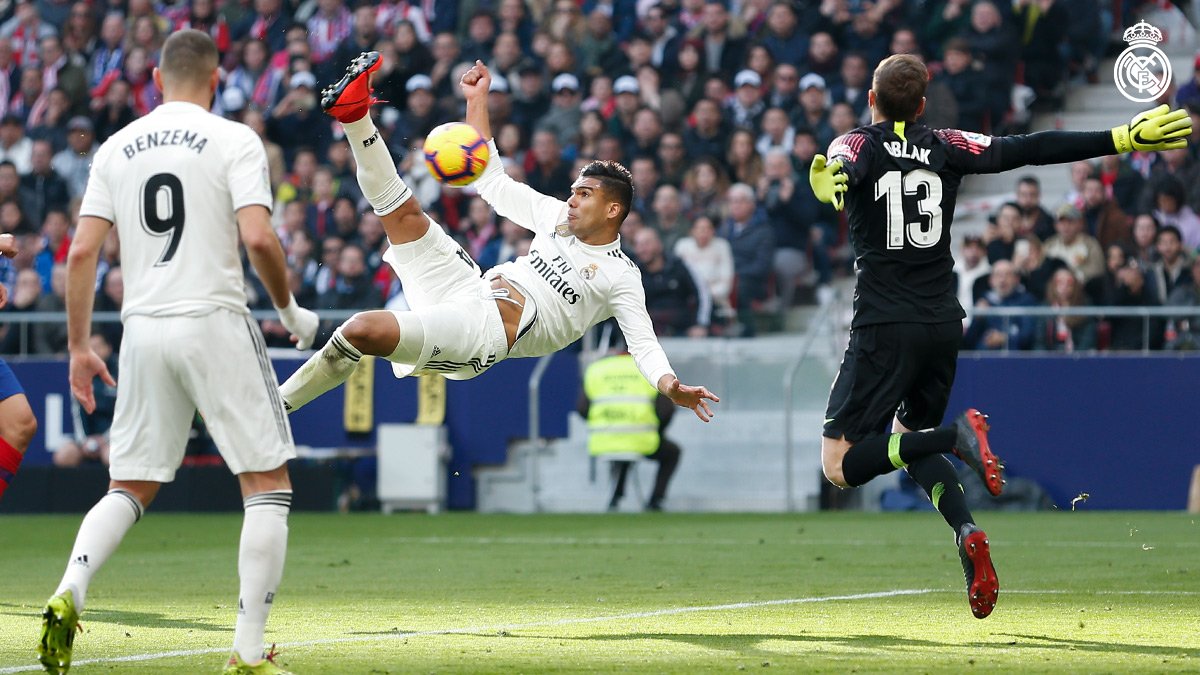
[583,354,659,456]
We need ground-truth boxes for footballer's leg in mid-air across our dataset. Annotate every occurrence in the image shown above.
[279,52,434,412]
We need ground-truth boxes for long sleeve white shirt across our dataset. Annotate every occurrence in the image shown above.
[474,140,676,388]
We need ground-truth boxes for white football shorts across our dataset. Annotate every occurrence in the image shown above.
[382,218,509,381]
[107,308,296,482]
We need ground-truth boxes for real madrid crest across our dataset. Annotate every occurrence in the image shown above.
[554,223,572,238]
[580,263,598,280]
[1114,21,1172,103]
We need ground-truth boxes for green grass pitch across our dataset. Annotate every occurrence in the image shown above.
[1,512,1197,673]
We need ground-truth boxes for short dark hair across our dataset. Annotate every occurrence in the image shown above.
[871,54,927,122]
[1018,175,1040,188]
[1158,224,1183,243]
[159,29,219,87]
[580,160,634,223]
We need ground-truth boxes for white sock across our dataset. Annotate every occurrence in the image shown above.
[278,327,362,412]
[233,489,291,664]
[340,116,412,216]
[56,489,144,611]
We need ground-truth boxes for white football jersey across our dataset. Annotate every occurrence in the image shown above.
[473,140,675,388]
[80,101,272,319]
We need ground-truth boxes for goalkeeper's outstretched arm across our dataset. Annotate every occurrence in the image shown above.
[949,105,1193,175]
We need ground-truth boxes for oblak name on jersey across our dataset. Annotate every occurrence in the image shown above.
[882,140,930,164]
[121,128,209,159]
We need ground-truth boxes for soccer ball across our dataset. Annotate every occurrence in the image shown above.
[423,122,489,186]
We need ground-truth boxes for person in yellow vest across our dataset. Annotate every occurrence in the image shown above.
[579,348,681,511]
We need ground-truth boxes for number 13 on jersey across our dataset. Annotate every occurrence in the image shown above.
[875,169,943,250]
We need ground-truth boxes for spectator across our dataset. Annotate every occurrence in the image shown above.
[0,0,56,68]
[175,0,230,53]
[235,0,290,53]
[628,156,659,216]
[727,69,765,131]
[830,51,870,119]
[1044,204,1105,284]
[646,184,689,252]
[961,0,1017,133]
[641,4,677,69]
[10,68,48,128]
[720,182,774,336]
[332,4,380,78]
[29,87,73,152]
[667,38,705,109]
[89,12,125,89]
[31,261,67,354]
[1063,159,1092,209]
[269,70,332,161]
[1131,212,1161,267]
[487,32,525,95]
[53,332,117,467]
[1080,175,1131,250]
[1086,243,1162,351]
[793,73,833,150]
[633,227,709,337]
[1151,176,1200,251]
[0,200,33,235]
[0,268,42,354]
[274,147,318,208]
[1097,153,1144,216]
[1164,256,1200,350]
[90,77,136,143]
[804,32,839,82]
[1149,225,1193,303]
[683,98,729,164]
[0,116,31,173]
[923,0,972,60]
[674,213,734,323]
[656,131,688,188]
[538,73,583,150]
[460,9,498,66]
[954,235,990,315]
[758,149,809,308]
[964,261,1039,348]
[578,8,622,78]
[761,1,808,67]
[1034,267,1097,352]
[766,62,800,115]
[317,243,378,312]
[1013,235,1069,302]
[691,1,747,78]
[496,0,533,45]
[0,161,20,204]
[19,139,70,227]
[725,128,763,188]
[939,38,988,132]
[34,206,69,290]
[984,203,1019,263]
[608,76,642,149]
[477,217,530,271]
[525,129,572,200]
[681,157,728,221]
[51,115,94,198]
[1001,176,1049,241]
[1015,0,1068,109]
[456,196,498,263]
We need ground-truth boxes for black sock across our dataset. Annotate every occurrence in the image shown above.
[906,455,974,533]
[840,427,956,487]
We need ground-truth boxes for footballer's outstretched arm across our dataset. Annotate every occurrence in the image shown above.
[945,105,1193,175]
[460,60,565,235]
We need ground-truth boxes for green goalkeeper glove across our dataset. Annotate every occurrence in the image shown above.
[1111,104,1192,153]
[809,154,848,211]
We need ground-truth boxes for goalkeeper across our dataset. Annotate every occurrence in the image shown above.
[807,53,1190,621]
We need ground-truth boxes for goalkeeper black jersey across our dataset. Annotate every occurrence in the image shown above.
[826,121,1114,328]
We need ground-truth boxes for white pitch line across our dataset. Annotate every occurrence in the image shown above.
[376,536,1200,549]
[0,589,931,673]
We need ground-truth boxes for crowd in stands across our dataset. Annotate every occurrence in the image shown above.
[0,0,1189,353]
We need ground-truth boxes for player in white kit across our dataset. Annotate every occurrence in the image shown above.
[279,53,719,421]
[39,31,318,675]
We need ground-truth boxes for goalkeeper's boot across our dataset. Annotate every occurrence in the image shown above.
[953,409,1005,496]
[958,523,999,619]
[38,589,81,674]
[223,646,293,675]
[321,51,381,124]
